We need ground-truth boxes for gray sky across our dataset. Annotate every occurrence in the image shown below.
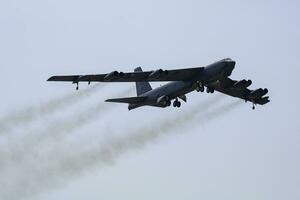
[0,0,299,200]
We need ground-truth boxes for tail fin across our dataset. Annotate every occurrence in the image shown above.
[134,67,152,96]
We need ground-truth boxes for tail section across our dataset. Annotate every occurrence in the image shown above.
[105,96,146,104]
[134,67,152,96]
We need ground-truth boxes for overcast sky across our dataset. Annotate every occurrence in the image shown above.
[0,0,299,200]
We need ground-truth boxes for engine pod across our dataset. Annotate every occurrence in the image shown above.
[149,69,168,79]
[104,71,121,81]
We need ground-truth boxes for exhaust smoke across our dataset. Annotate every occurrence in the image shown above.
[0,87,134,169]
[0,84,103,135]
[0,95,243,200]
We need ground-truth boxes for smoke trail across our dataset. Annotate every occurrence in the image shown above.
[0,101,110,166]
[201,100,241,123]
[0,95,235,200]
[41,95,228,170]
[49,97,242,178]
[0,84,103,134]
[0,87,134,169]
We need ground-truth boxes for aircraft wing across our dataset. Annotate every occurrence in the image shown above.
[207,78,270,105]
[47,67,204,83]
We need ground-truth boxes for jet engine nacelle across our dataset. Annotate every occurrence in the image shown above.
[149,69,168,79]
[255,96,270,105]
[233,79,252,89]
[104,71,124,81]
[156,95,170,106]
[261,88,268,96]
[248,88,268,99]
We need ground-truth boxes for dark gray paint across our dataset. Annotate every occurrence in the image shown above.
[48,58,269,110]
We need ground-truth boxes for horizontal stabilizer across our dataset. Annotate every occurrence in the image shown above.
[105,96,146,104]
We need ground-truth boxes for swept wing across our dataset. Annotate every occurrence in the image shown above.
[47,67,204,83]
[207,78,270,105]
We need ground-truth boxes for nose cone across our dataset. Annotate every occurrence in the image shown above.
[225,58,235,71]
[221,58,235,77]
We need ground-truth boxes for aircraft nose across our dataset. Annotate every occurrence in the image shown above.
[226,59,235,71]
[222,59,235,76]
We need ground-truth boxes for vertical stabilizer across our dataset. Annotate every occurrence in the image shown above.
[134,67,152,96]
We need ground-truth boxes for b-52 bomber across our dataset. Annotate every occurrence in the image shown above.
[48,58,270,110]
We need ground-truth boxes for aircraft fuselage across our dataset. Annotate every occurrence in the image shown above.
[128,58,235,110]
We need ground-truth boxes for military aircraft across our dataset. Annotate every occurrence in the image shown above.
[48,58,269,110]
